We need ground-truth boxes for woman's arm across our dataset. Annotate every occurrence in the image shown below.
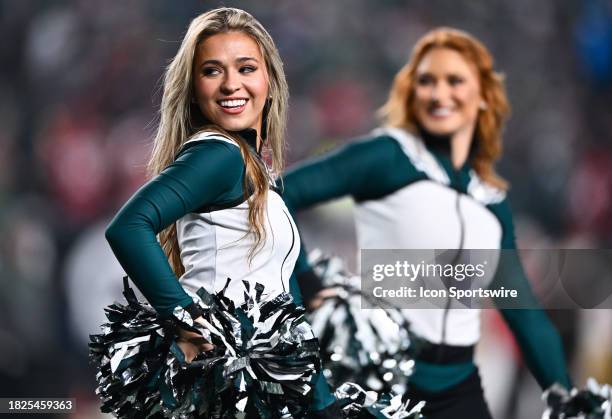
[284,136,422,304]
[489,200,572,389]
[283,135,417,212]
[105,139,244,317]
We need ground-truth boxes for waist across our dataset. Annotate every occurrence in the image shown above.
[181,270,290,302]
[409,338,476,392]
[414,340,475,364]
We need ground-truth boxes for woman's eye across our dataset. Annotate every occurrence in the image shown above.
[240,66,257,74]
[417,75,434,86]
[202,67,221,76]
[448,75,464,86]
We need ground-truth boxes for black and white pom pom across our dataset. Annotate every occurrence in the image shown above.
[542,378,611,419]
[90,277,320,418]
[308,251,414,395]
[335,382,424,418]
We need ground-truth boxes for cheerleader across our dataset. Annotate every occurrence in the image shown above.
[103,8,338,417]
[284,28,571,419]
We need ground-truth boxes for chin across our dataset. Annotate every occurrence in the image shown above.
[421,123,457,137]
[217,119,252,132]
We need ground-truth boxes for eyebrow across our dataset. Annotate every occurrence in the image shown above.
[200,56,259,67]
[416,70,466,77]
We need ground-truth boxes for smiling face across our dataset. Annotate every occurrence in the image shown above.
[412,47,482,138]
[192,31,269,133]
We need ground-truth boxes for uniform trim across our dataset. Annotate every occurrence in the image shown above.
[467,170,506,205]
[185,131,239,148]
[210,211,218,292]
[373,127,450,184]
[197,196,247,213]
[279,209,296,292]
[374,127,506,206]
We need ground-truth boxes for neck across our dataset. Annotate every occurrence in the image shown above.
[450,125,475,170]
[417,124,477,170]
[232,128,261,155]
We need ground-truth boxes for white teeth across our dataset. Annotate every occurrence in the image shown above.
[431,107,452,116]
[219,99,246,108]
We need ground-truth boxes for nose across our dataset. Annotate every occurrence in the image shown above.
[220,69,241,95]
[430,81,450,103]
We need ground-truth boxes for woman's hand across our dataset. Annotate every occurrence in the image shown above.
[307,287,340,311]
[176,317,215,363]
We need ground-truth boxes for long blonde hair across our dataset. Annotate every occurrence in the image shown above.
[379,27,510,189]
[148,8,289,276]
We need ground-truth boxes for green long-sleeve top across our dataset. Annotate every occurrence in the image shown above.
[283,127,572,391]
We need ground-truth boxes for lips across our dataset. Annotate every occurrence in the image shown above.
[217,98,248,115]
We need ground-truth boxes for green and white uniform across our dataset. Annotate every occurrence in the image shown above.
[284,127,571,394]
[105,130,335,412]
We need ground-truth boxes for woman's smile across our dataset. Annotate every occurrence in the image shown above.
[217,97,249,114]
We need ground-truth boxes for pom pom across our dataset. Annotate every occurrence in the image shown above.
[90,277,320,417]
[335,382,425,418]
[308,251,414,395]
[542,378,611,419]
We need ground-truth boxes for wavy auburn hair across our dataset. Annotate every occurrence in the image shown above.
[379,27,510,189]
[148,8,289,276]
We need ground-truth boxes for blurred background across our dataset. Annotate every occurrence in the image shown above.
[0,0,611,417]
